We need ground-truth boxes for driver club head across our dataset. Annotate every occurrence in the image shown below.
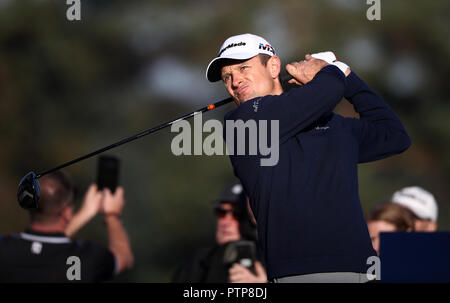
[17,171,40,209]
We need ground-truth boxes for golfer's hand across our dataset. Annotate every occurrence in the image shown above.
[285,54,329,85]
[228,261,267,283]
[79,184,104,219]
[103,187,125,217]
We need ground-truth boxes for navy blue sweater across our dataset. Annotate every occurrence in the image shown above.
[224,65,411,279]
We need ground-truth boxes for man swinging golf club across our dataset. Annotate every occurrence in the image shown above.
[206,33,411,283]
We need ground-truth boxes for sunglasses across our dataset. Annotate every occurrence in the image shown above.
[214,207,242,219]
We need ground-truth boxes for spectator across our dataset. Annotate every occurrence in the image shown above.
[172,182,267,283]
[391,186,438,232]
[366,202,415,255]
[0,171,133,282]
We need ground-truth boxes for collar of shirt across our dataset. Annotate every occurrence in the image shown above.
[20,228,71,244]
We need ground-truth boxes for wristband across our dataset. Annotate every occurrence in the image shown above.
[331,61,350,74]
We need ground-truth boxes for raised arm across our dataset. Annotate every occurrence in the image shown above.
[103,187,134,274]
[226,64,347,144]
[65,184,103,238]
[345,71,412,162]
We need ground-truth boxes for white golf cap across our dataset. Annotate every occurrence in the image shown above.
[206,33,276,82]
[391,186,438,222]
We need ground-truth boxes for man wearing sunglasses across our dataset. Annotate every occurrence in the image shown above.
[214,199,245,245]
[173,182,267,283]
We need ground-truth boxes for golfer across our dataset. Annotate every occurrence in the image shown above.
[206,33,411,282]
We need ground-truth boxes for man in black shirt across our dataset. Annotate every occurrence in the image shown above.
[0,171,134,282]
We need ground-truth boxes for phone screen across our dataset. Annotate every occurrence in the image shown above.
[97,155,120,193]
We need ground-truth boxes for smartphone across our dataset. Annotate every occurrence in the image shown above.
[97,155,120,193]
[223,240,257,274]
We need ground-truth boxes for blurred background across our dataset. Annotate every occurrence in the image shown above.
[0,0,448,282]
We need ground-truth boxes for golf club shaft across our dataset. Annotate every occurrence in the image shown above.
[34,73,295,178]
[36,96,234,178]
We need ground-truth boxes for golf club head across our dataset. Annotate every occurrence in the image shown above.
[17,171,40,209]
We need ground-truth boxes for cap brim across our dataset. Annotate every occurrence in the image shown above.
[206,52,259,82]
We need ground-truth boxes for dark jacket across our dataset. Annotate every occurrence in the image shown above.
[172,240,262,283]
[224,65,411,279]
[172,243,230,283]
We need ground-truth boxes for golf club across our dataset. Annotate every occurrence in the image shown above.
[17,96,234,209]
[16,65,312,209]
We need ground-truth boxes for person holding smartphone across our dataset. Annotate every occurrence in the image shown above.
[65,155,134,275]
[0,170,134,282]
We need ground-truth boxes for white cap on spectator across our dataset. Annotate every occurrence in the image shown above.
[391,186,438,222]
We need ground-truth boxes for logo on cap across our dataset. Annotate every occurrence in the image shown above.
[219,42,247,56]
[258,43,275,54]
[231,184,243,195]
